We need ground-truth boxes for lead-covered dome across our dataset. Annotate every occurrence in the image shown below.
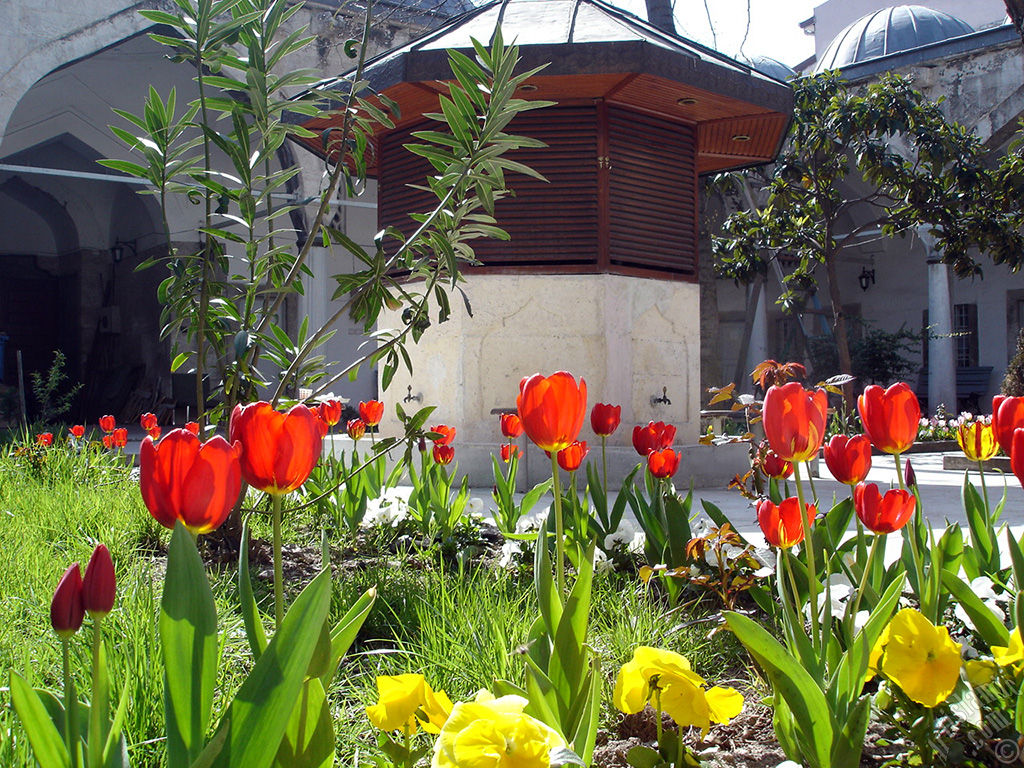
[815,5,975,72]
[744,54,797,82]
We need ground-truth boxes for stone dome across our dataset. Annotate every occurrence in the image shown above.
[743,54,797,82]
[815,5,975,72]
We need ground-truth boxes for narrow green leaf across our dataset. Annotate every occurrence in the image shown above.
[161,521,218,766]
[724,612,834,768]
[322,587,377,688]
[208,569,332,768]
[238,520,268,660]
[9,673,70,768]
[941,570,1009,646]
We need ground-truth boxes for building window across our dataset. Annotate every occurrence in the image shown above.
[954,303,978,368]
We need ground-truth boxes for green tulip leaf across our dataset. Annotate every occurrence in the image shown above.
[162,521,219,767]
[275,677,335,768]
[239,520,268,660]
[207,568,332,768]
[322,586,376,688]
[830,695,871,768]
[725,611,834,768]
[942,570,1009,646]
[9,673,70,768]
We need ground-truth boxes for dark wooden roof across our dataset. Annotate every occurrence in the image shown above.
[293,0,793,175]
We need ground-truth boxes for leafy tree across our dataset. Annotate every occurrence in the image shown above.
[104,0,545,428]
[713,71,1023,406]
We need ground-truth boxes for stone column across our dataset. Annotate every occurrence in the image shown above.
[920,228,955,414]
[745,281,769,378]
[299,246,328,351]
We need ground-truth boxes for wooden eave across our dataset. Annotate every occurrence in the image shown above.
[292,38,792,176]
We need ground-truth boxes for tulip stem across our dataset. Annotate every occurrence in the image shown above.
[978,460,991,518]
[894,452,905,491]
[601,436,608,512]
[793,462,820,654]
[272,493,284,630]
[850,533,882,633]
[550,451,566,598]
[62,637,79,768]
[805,461,818,506]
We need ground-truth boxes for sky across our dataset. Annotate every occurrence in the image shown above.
[612,0,818,67]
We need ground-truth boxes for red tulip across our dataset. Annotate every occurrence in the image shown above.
[99,415,116,433]
[433,444,455,465]
[36,432,53,447]
[1010,429,1024,489]
[318,400,343,427]
[112,428,128,448]
[647,447,681,479]
[763,382,828,463]
[347,419,366,441]
[904,458,917,488]
[557,440,589,472]
[500,413,523,439]
[140,412,158,433]
[993,396,1024,455]
[359,400,384,428]
[823,434,872,485]
[857,383,920,455]
[69,425,85,439]
[760,445,793,480]
[149,426,162,441]
[51,563,84,639]
[500,443,522,462]
[591,403,622,437]
[82,544,116,618]
[854,482,916,534]
[517,372,587,453]
[757,497,809,549]
[184,422,200,436]
[140,429,243,534]
[102,434,114,450]
[432,424,456,446]
[230,402,325,495]
[632,421,676,456]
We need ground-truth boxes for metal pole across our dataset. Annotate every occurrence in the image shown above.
[16,349,27,426]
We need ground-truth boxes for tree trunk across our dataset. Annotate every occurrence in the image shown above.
[824,253,855,411]
[1006,0,1024,43]
[645,0,675,34]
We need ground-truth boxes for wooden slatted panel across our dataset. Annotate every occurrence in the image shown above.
[378,105,601,269]
[606,106,697,280]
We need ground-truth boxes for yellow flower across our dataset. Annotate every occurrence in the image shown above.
[877,609,962,708]
[431,690,565,768]
[956,421,998,462]
[367,674,453,735]
[965,659,998,687]
[992,627,1024,668]
[613,647,743,736]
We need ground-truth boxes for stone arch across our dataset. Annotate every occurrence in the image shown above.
[0,5,157,151]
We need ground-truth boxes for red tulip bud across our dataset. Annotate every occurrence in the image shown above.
[51,564,84,639]
[904,459,917,488]
[82,544,116,618]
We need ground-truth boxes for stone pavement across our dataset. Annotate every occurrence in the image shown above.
[692,451,1024,536]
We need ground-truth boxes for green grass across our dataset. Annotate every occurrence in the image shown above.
[0,446,748,767]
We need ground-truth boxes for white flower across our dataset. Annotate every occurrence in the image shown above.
[594,548,615,574]
[362,489,409,527]
[604,520,637,550]
[467,497,484,516]
[954,576,1007,627]
[629,531,646,554]
[706,542,746,568]
[498,539,525,568]
[737,394,756,406]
